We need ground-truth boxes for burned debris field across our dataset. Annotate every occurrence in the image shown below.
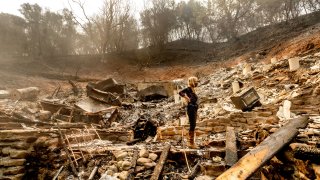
[1,0,320,180]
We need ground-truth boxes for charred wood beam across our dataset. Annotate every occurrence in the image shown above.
[225,126,238,167]
[216,116,309,180]
[151,143,171,180]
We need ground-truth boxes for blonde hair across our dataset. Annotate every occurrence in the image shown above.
[188,76,198,88]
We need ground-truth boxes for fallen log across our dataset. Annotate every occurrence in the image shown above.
[10,87,40,100]
[150,143,171,180]
[216,116,309,180]
[225,127,238,167]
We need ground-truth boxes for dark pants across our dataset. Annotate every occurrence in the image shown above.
[187,104,198,131]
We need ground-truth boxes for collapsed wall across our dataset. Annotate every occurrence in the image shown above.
[0,130,61,179]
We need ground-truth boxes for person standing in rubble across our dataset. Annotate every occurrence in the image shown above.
[179,76,199,148]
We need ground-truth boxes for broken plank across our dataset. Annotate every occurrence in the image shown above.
[225,126,238,167]
[216,115,309,180]
[150,143,171,180]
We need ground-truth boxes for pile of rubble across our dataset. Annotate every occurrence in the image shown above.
[0,52,320,179]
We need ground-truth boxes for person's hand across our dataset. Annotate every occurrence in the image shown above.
[184,96,190,103]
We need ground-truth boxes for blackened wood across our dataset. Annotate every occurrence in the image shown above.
[150,143,171,180]
[216,116,309,180]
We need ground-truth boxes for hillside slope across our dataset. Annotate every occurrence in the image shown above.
[0,11,319,93]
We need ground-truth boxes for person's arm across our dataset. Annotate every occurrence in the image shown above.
[179,88,190,103]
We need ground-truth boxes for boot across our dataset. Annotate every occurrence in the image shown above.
[188,131,198,149]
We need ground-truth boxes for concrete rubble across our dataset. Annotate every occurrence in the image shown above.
[0,52,320,179]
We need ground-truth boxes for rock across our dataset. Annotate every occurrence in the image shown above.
[135,166,145,172]
[37,110,52,121]
[284,84,298,91]
[0,157,25,167]
[2,166,25,175]
[121,161,131,171]
[2,147,12,155]
[271,57,277,64]
[99,173,118,180]
[2,148,28,159]
[283,100,291,119]
[232,81,240,94]
[148,153,158,161]
[0,90,10,99]
[139,149,149,158]
[288,57,300,71]
[212,156,222,163]
[109,165,118,173]
[269,128,279,133]
[1,173,24,180]
[144,162,156,169]
[195,176,213,180]
[113,151,127,160]
[98,165,108,175]
[243,63,252,75]
[118,171,129,180]
[117,161,124,169]
[106,170,114,176]
[137,158,152,165]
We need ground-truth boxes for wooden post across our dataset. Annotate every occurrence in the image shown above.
[150,143,171,180]
[225,127,238,167]
[216,116,309,180]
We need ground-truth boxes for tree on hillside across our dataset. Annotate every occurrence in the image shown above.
[140,0,177,49]
[20,3,77,59]
[19,3,42,59]
[0,13,27,57]
[69,0,139,58]
[214,0,255,41]
[176,0,206,41]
